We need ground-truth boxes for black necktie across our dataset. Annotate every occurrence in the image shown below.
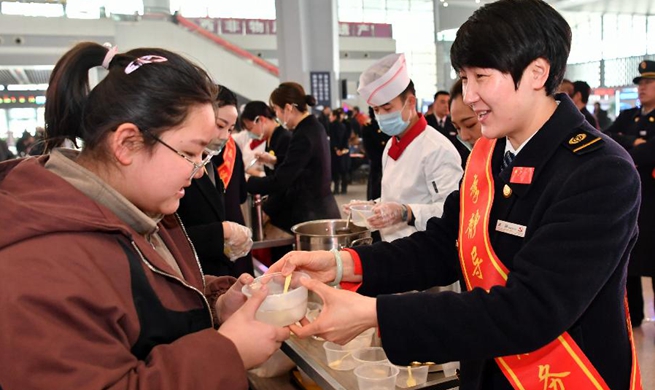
[501,151,515,171]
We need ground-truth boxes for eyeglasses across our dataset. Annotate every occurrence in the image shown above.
[143,131,226,180]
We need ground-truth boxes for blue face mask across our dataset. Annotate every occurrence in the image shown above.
[377,103,409,137]
[247,116,265,140]
[248,130,264,141]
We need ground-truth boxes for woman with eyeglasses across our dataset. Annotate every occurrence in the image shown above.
[0,42,289,389]
[246,82,340,235]
[176,85,254,278]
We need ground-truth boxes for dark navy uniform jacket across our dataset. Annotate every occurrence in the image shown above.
[606,106,655,276]
[247,114,340,231]
[353,95,640,390]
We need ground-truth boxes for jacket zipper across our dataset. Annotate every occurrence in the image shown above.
[130,238,214,328]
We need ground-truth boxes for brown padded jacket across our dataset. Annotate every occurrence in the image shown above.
[0,156,248,389]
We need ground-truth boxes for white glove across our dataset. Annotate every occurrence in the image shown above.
[368,202,404,229]
[255,151,277,167]
[223,221,253,261]
[342,199,375,214]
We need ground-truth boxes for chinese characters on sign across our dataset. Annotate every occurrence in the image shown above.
[188,19,391,38]
[310,72,331,109]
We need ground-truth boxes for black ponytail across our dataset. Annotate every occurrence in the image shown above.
[44,42,107,150]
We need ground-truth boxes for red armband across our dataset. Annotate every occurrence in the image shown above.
[339,248,363,291]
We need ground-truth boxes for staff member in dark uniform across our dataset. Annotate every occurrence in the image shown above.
[329,108,350,195]
[246,82,340,232]
[271,1,643,389]
[176,86,253,277]
[605,60,655,327]
[240,100,292,177]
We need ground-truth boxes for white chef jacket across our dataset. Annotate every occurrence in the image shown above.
[379,124,463,242]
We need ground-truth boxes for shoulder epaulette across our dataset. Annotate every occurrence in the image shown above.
[563,128,604,155]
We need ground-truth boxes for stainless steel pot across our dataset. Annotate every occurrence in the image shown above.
[291,219,372,251]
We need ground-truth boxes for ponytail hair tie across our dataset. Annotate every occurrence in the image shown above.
[102,46,118,70]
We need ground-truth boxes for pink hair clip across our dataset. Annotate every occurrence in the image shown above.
[102,45,118,70]
[124,55,168,75]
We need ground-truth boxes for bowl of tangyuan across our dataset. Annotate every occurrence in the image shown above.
[242,271,310,327]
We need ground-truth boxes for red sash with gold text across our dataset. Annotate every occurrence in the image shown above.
[458,137,642,390]
[217,136,237,188]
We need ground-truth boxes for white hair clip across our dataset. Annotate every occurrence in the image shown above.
[124,55,168,75]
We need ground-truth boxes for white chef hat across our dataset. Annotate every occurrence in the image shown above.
[358,53,410,106]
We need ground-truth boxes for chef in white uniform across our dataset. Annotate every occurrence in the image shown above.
[350,53,463,242]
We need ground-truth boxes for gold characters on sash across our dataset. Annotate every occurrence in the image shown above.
[515,353,530,360]
[465,210,481,239]
[470,246,484,280]
[470,174,480,204]
[538,364,570,390]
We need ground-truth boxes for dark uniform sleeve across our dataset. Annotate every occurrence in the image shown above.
[274,130,292,168]
[246,131,313,195]
[605,109,639,150]
[358,154,639,365]
[630,139,655,167]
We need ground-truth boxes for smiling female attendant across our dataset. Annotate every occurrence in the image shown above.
[448,78,482,156]
[246,82,340,232]
[0,42,289,389]
[240,100,291,178]
[176,85,253,278]
[270,1,643,389]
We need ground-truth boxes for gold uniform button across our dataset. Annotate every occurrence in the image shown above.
[650,117,654,123]
[381,141,386,145]
[635,117,640,122]
[503,184,512,198]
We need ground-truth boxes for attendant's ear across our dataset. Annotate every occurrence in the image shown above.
[528,58,551,90]
[108,123,144,166]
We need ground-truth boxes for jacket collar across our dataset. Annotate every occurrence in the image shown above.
[388,114,428,160]
[497,94,587,198]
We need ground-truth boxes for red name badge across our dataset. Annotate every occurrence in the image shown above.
[510,167,534,184]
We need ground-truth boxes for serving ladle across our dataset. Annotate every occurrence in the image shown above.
[335,212,352,234]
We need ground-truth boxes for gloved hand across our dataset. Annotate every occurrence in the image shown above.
[255,151,277,167]
[223,221,253,261]
[342,199,375,214]
[367,202,405,229]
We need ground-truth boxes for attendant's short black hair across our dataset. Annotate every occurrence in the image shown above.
[450,0,571,96]
[572,80,592,104]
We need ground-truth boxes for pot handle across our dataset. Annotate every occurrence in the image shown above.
[349,237,373,247]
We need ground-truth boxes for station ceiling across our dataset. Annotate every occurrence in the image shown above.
[2,0,652,87]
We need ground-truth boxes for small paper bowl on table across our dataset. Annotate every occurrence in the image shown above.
[352,347,389,367]
[354,363,399,390]
[241,271,310,327]
[323,341,359,371]
[396,364,429,388]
